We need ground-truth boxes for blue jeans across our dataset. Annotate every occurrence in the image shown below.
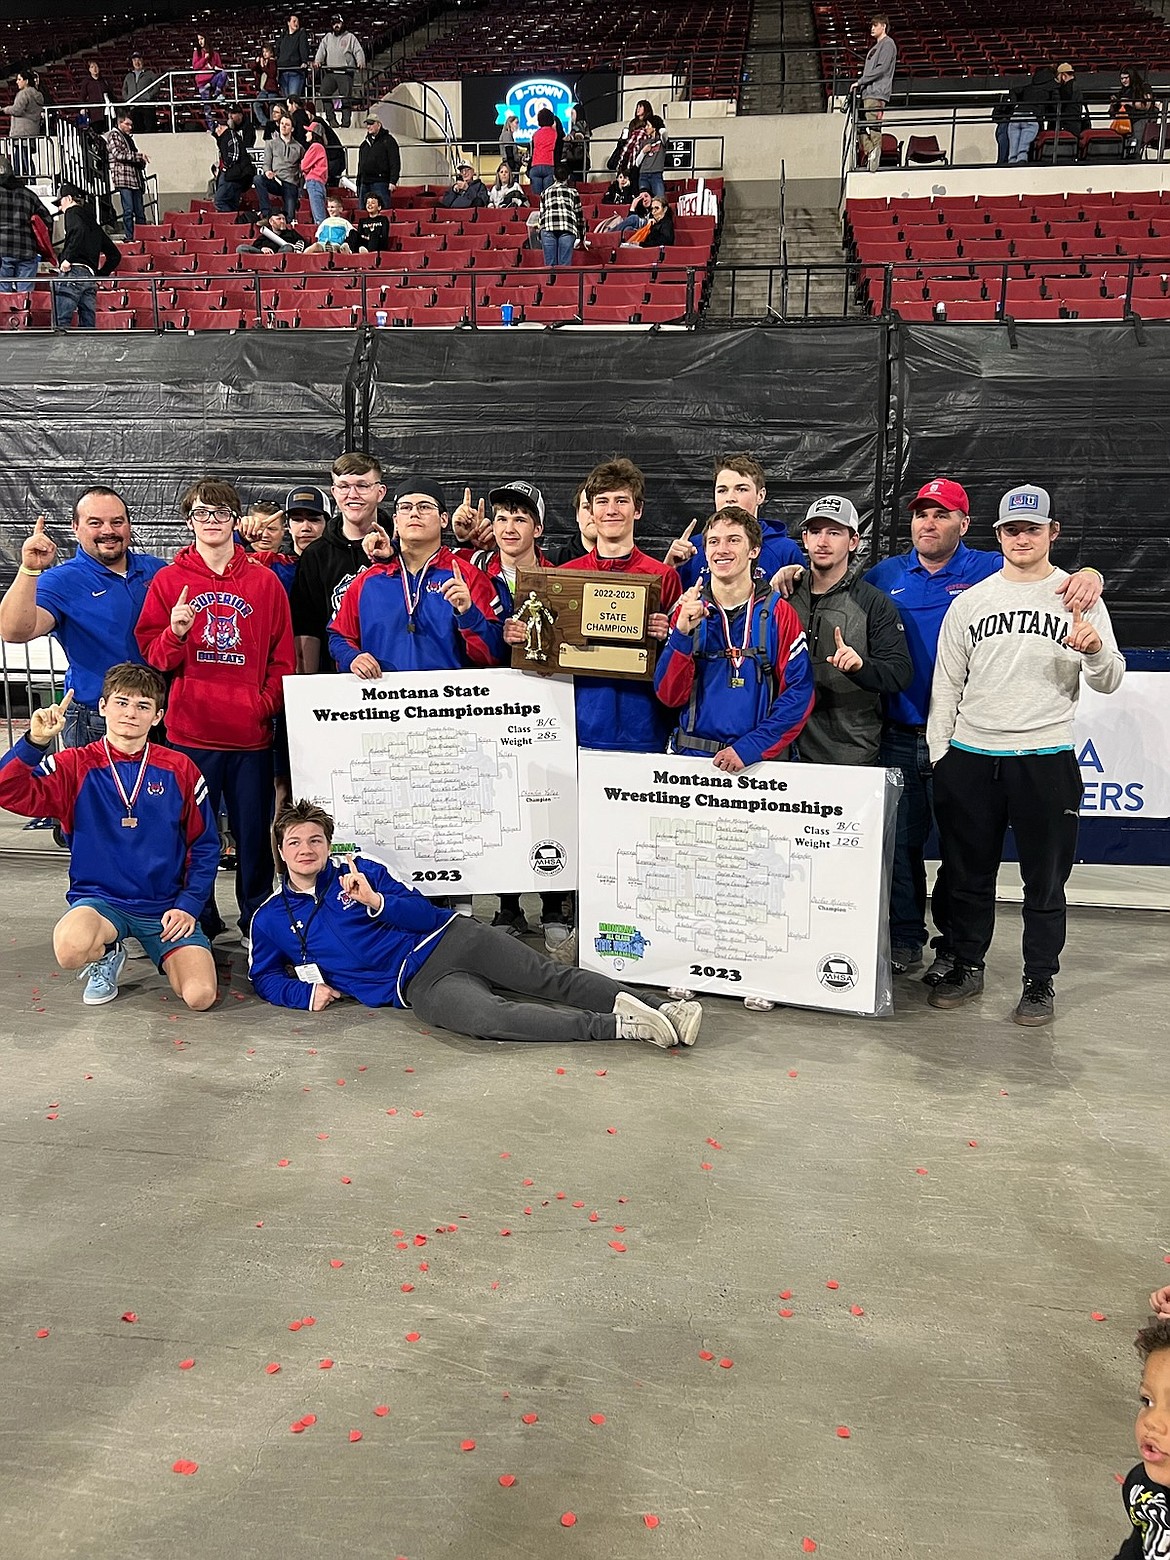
[171,744,275,937]
[279,71,306,100]
[63,701,107,749]
[541,230,575,266]
[879,724,950,954]
[1007,118,1038,163]
[994,121,1010,164]
[253,90,281,126]
[255,172,300,221]
[0,255,39,293]
[529,164,554,195]
[53,267,97,329]
[117,186,146,240]
[306,178,328,223]
[214,172,247,212]
[640,171,665,199]
[358,180,392,209]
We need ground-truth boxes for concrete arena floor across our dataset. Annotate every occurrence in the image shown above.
[0,854,1164,1560]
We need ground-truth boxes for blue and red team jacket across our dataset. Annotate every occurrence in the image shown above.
[559,547,683,752]
[654,586,814,765]
[0,736,220,916]
[327,547,507,672]
[674,518,804,592]
[249,855,456,1009]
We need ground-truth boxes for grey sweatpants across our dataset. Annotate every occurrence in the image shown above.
[404,916,664,1043]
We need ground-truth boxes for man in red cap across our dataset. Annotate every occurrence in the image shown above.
[863,478,1103,982]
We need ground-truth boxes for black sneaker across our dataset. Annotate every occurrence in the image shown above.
[891,944,922,974]
[922,950,956,987]
[927,963,984,1009]
[491,910,529,938]
[1013,978,1055,1027]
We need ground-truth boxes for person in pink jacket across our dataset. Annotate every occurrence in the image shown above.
[192,33,227,130]
[300,119,330,223]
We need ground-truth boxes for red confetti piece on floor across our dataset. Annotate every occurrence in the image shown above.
[316,1133,329,1141]
[698,1351,714,1361]
[500,1151,511,1159]
[405,1332,421,1343]
[172,1460,198,1475]
[718,1358,734,1369]
[84,1074,93,1080]
[35,1328,49,1339]
[588,1413,606,1425]
[1114,1472,1126,1484]
[595,1069,607,1076]
[835,1425,851,1438]
[406,1065,415,1071]
[302,1414,317,1426]
[401,1283,414,1293]
[788,1070,798,1078]
[851,1305,865,1316]
[499,1473,517,1487]
[499,1228,512,1237]
[302,1316,317,1327]
[179,1358,195,1370]
[460,1439,476,1451]
[643,1515,660,1530]
[779,1290,793,1300]
[608,1241,627,1252]
[802,1539,818,1552]
[395,1241,408,1250]
[386,1108,398,1116]
[915,1167,928,1176]
[319,1359,334,1370]
[418,1261,429,1271]
[999,1089,1009,1096]
[358,1065,367,1072]
[45,1112,57,1120]
[374,1405,389,1417]
[1091,1311,1107,1322]
[825,1280,839,1290]
[277,1159,290,1168]
[329,1259,345,1269]
[706,1138,723,1149]
[618,1196,628,1204]
[290,1422,306,1434]
[778,1309,794,1318]
[522,1178,534,1187]
[588,1212,599,1222]
[572,1200,585,1209]
[413,1235,427,1246]
[121,1312,137,1323]
[967,1140,979,1148]
[555,1067,566,1075]
[349,1429,362,1443]
[411,1111,424,1118]
[340,1176,352,1185]
[560,1513,577,1528]
[336,1079,346,1087]
[265,1364,281,1375]
[700,1162,713,1171]
[556,1192,566,1200]
[523,1207,533,1216]
[613,1225,626,1233]
[606,1127,618,1135]
[1165,1255,1170,1264]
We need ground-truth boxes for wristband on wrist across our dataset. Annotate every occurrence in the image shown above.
[19,564,42,577]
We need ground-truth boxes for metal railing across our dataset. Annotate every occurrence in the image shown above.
[0,637,68,753]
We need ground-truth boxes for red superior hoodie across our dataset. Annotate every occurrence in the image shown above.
[136,543,295,750]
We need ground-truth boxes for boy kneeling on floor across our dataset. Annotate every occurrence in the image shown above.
[0,663,220,1009]
[249,800,702,1049]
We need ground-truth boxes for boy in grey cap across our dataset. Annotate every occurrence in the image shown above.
[926,484,1124,1026]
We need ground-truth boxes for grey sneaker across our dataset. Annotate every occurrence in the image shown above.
[867,144,881,171]
[927,963,984,1009]
[922,950,956,987]
[666,985,696,1001]
[1013,978,1055,1027]
[891,944,923,974]
[659,998,702,1047]
[81,942,127,1006]
[547,928,578,967]
[613,992,678,1048]
[543,920,572,952]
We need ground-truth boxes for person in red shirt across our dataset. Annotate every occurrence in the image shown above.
[135,479,295,943]
[527,107,563,196]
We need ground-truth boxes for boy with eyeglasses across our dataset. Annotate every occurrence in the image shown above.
[136,479,295,942]
[328,479,506,674]
[290,452,389,673]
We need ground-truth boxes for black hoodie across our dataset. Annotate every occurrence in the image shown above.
[290,513,392,669]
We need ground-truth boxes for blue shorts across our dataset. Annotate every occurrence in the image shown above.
[69,898,212,971]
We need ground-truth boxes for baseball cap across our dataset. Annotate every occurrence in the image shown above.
[803,495,860,532]
[363,114,381,126]
[908,478,969,514]
[283,485,330,518]
[394,479,447,511]
[457,160,474,171]
[995,483,1053,526]
[1056,61,1074,75]
[488,480,545,524]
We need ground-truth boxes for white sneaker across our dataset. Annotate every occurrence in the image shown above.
[743,995,776,1012]
[659,998,702,1047]
[666,985,696,1001]
[867,145,881,172]
[547,928,578,967]
[613,992,678,1048]
[543,921,572,950]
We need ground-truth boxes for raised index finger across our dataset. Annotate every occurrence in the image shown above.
[58,689,75,713]
[463,486,471,510]
[33,513,46,533]
[177,585,189,605]
[680,517,698,543]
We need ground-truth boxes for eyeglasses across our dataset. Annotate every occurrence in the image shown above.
[332,480,381,495]
[189,505,237,523]
[394,500,440,515]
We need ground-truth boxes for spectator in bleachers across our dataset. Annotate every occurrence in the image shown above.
[277,14,311,100]
[538,164,585,267]
[192,35,228,132]
[291,452,387,674]
[212,104,257,214]
[603,169,635,205]
[613,99,655,190]
[1005,66,1057,163]
[314,15,366,129]
[256,115,304,222]
[104,113,149,243]
[7,68,44,176]
[300,119,330,223]
[80,59,113,134]
[345,193,391,252]
[1110,66,1155,158]
[356,116,400,208]
[850,14,897,172]
[252,45,282,127]
[490,163,528,209]
[280,96,313,145]
[235,211,305,255]
[441,160,489,208]
[527,108,563,197]
[621,195,674,248]
[53,187,120,331]
[499,113,523,175]
[1054,63,1090,136]
[635,115,668,200]
[0,153,53,292]
[122,52,160,134]
[562,107,591,182]
[304,194,352,252]
[599,186,652,234]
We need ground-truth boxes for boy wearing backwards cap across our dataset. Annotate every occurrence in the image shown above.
[926,484,1123,1026]
[787,495,912,765]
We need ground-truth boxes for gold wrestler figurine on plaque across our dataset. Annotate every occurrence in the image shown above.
[516,591,556,662]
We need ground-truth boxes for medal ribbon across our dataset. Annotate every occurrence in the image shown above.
[711,589,755,679]
[398,550,440,627]
[102,738,151,820]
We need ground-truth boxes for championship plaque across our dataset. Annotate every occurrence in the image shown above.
[510,567,663,681]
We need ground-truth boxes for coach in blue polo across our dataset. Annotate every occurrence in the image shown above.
[0,485,165,748]
[864,477,1104,983]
